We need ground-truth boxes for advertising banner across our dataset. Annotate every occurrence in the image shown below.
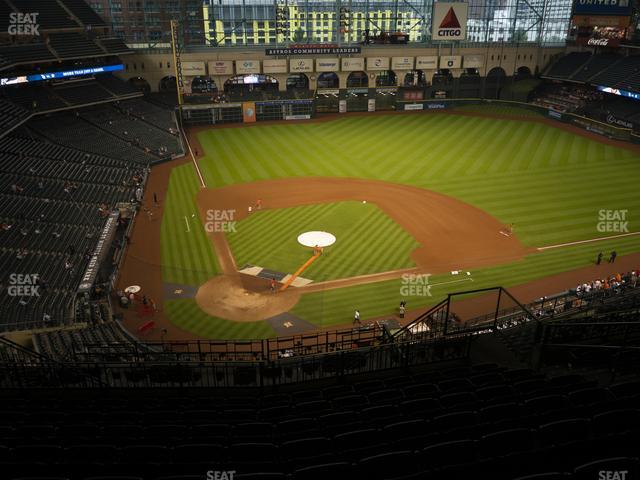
[415,56,439,69]
[463,54,484,68]
[432,2,468,40]
[439,55,462,69]
[242,102,256,123]
[263,59,288,74]
[339,99,347,113]
[367,57,390,71]
[290,58,313,73]
[236,60,260,74]
[78,212,119,293]
[606,113,633,128]
[572,14,631,26]
[316,58,339,72]
[182,62,206,76]
[208,61,233,76]
[266,45,361,55]
[405,103,424,111]
[392,57,414,70]
[368,99,376,112]
[573,0,632,17]
[342,57,365,71]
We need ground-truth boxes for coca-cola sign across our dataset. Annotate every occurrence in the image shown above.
[581,37,621,47]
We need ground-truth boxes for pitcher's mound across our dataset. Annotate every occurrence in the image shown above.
[195,275,301,322]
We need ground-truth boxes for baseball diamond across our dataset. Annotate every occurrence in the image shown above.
[3,2,640,475]
[114,109,640,339]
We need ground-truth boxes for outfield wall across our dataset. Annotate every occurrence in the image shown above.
[180,94,640,145]
[397,98,640,143]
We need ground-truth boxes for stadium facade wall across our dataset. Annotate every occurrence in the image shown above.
[117,45,564,92]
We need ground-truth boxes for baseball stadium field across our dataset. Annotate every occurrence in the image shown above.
[125,108,640,339]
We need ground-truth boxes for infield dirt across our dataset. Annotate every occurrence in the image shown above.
[114,111,640,340]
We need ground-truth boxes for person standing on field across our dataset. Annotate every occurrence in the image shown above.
[353,310,361,326]
[596,252,603,265]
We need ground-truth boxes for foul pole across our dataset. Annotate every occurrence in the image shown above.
[170,19,184,106]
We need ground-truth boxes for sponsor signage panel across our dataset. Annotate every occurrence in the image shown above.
[263,59,288,73]
[392,57,414,70]
[572,0,632,17]
[405,103,424,110]
[1,64,124,86]
[266,45,361,55]
[415,56,438,69]
[342,57,365,71]
[317,88,340,95]
[572,14,631,26]
[432,2,468,40]
[439,55,462,69]
[579,36,622,46]
[606,113,633,128]
[367,57,390,71]
[316,58,339,72]
[79,212,119,293]
[182,62,206,76]
[464,54,484,68]
[208,61,233,75]
[236,60,260,74]
[242,102,256,123]
[598,85,640,100]
[290,58,313,73]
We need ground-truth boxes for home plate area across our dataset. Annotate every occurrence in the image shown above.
[265,312,317,336]
[239,264,314,287]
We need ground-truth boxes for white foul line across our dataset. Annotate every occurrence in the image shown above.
[184,216,190,232]
[537,231,640,251]
[429,277,474,288]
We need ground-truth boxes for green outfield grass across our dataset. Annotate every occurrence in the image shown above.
[290,234,640,328]
[196,114,639,248]
[227,201,420,281]
[157,112,640,338]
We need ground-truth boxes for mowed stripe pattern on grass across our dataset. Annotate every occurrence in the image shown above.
[165,299,276,339]
[291,234,640,328]
[227,201,419,281]
[157,113,640,338]
[160,164,219,286]
[197,114,640,248]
